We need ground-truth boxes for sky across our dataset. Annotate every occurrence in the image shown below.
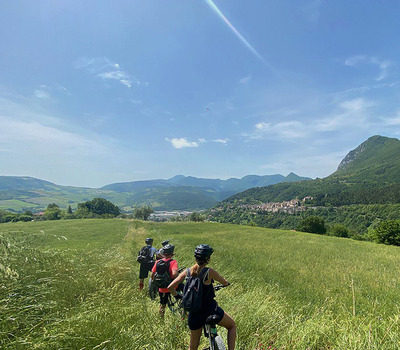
[1,0,400,188]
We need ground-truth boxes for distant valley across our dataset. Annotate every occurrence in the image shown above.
[0,173,310,213]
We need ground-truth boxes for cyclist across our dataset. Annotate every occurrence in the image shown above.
[168,244,236,350]
[138,238,157,291]
[156,239,170,260]
[151,244,180,316]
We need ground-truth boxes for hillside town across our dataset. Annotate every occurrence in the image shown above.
[212,197,314,215]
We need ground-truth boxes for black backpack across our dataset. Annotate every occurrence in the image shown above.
[182,267,209,313]
[137,245,153,264]
[153,259,172,288]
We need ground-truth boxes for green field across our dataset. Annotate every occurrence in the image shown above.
[1,219,400,349]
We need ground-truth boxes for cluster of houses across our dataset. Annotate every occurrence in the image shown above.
[149,210,192,222]
[209,196,314,215]
[241,196,314,214]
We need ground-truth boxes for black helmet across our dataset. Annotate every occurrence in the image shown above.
[194,244,214,259]
[161,240,170,246]
[145,237,153,244]
[162,244,175,255]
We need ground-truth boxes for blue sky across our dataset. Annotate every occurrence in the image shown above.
[1,0,400,187]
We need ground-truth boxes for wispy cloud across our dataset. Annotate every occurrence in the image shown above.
[166,137,199,149]
[316,98,374,131]
[0,95,113,157]
[75,56,148,88]
[0,116,106,154]
[251,120,307,139]
[333,81,400,95]
[382,111,400,126]
[34,89,51,99]
[239,75,251,84]
[339,98,374,112]
[345,55,393,81]
[165,137,230,149]
[248,97,375,140]
[97,70,132,88]
[213,138,230,144]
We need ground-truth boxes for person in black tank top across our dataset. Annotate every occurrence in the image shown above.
[168,244,236,350]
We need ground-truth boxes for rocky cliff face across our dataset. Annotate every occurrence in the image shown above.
[336,135,393,172]
[337,144,367,171]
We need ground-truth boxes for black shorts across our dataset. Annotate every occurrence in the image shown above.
[188,302,225,330]
[159,292,170,305]
[139,261,154,279]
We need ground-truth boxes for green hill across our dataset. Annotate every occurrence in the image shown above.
[332,135,400,183]
[224,135,400,206]
[210,135,400,234]
[2,219,400,349]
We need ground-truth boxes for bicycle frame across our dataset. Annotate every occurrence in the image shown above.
[204,321,222,350]
[202,284,229,350]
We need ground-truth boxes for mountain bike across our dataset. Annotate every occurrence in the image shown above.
[166,292,186,316]
[203,284,229,350]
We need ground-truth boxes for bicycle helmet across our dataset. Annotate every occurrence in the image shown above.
[145,237,153,244]
[161,240,170,246]
[162,244,175,255]
[194,244,214,259]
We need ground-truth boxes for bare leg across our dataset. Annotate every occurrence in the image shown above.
[188,328,202,350]
[218,312,236,350]
[139,278,144,290]
[159,304,166,317]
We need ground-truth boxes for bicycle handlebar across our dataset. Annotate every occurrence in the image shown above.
[213,283,230,291]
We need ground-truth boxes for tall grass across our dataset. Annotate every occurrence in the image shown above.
[1,219,400,349]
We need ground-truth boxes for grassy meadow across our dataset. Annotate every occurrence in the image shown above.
[1,219,400,349]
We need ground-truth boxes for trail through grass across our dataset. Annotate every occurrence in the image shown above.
[1,219,400,349]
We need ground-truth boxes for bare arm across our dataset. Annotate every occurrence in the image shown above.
[208,268,229,286]
[168,269,187,296]
[171,268,179,279]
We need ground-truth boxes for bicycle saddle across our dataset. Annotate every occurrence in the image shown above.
[205,314,220,325]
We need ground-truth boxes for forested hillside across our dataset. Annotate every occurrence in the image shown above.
[210,136,400,235]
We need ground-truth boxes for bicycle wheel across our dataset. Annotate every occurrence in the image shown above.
[148,279,158,300]
[213,335,226,350]
[167,295,179,312]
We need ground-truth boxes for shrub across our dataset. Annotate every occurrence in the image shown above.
[77,198,120,218]
[329,224,349,238]
[297,216,327,234]
[371,220,400,246]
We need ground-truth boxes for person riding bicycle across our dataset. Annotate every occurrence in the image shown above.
[168,244,236,350]
[151,244,180,316]
[138,238,157,291]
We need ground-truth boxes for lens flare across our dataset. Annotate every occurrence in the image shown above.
[205,0,269,66]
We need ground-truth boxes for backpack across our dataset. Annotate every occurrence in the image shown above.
[137,245,153,264]
[153,259,172,288]
[182,267,209,313]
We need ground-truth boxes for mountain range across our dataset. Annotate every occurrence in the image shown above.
[3,134,398,214]
[0,173,310,213]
